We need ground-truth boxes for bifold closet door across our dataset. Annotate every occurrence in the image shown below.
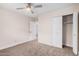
[73,12,78,55]
[52,16,63,48]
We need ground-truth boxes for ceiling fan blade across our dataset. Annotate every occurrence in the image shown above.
[34,5,42,8]
[16,7,25,10]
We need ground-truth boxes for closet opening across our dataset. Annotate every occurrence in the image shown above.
[62,14,73,48]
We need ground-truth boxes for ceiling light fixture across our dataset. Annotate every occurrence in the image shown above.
[26,7,31,11]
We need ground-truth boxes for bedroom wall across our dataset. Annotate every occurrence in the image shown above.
[38,5,79,46]
[0,8,34,50]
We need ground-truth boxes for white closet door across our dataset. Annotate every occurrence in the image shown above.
[73,12,78,55]
[52,16,62,48]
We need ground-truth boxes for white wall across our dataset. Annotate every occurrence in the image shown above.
[0,8,34,50]
[38,5,79,46]
[38,15,52,45]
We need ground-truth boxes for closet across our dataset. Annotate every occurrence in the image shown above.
[51,12,78,55]
[63,14,73,47]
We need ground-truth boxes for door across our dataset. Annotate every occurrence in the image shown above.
[52,16,63,48]
[72,12,78,55]
[30,21,37,39]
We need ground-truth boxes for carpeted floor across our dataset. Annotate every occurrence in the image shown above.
[0,40,74,56]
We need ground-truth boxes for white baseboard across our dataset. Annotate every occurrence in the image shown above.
[0,38,35,50]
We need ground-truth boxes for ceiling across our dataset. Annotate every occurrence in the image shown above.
[0,3,78,17]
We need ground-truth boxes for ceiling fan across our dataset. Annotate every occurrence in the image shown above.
[16,3,42,14]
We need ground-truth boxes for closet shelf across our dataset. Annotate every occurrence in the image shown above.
[64,22,73,24]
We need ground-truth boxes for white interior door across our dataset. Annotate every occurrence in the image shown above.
[72,12,78,55]
[52,16,63,48]
[30,21,37,39]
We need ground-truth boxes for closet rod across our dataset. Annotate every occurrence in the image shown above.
[64,22,73,24]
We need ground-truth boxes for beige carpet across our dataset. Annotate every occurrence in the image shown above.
[0,40,74,56]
